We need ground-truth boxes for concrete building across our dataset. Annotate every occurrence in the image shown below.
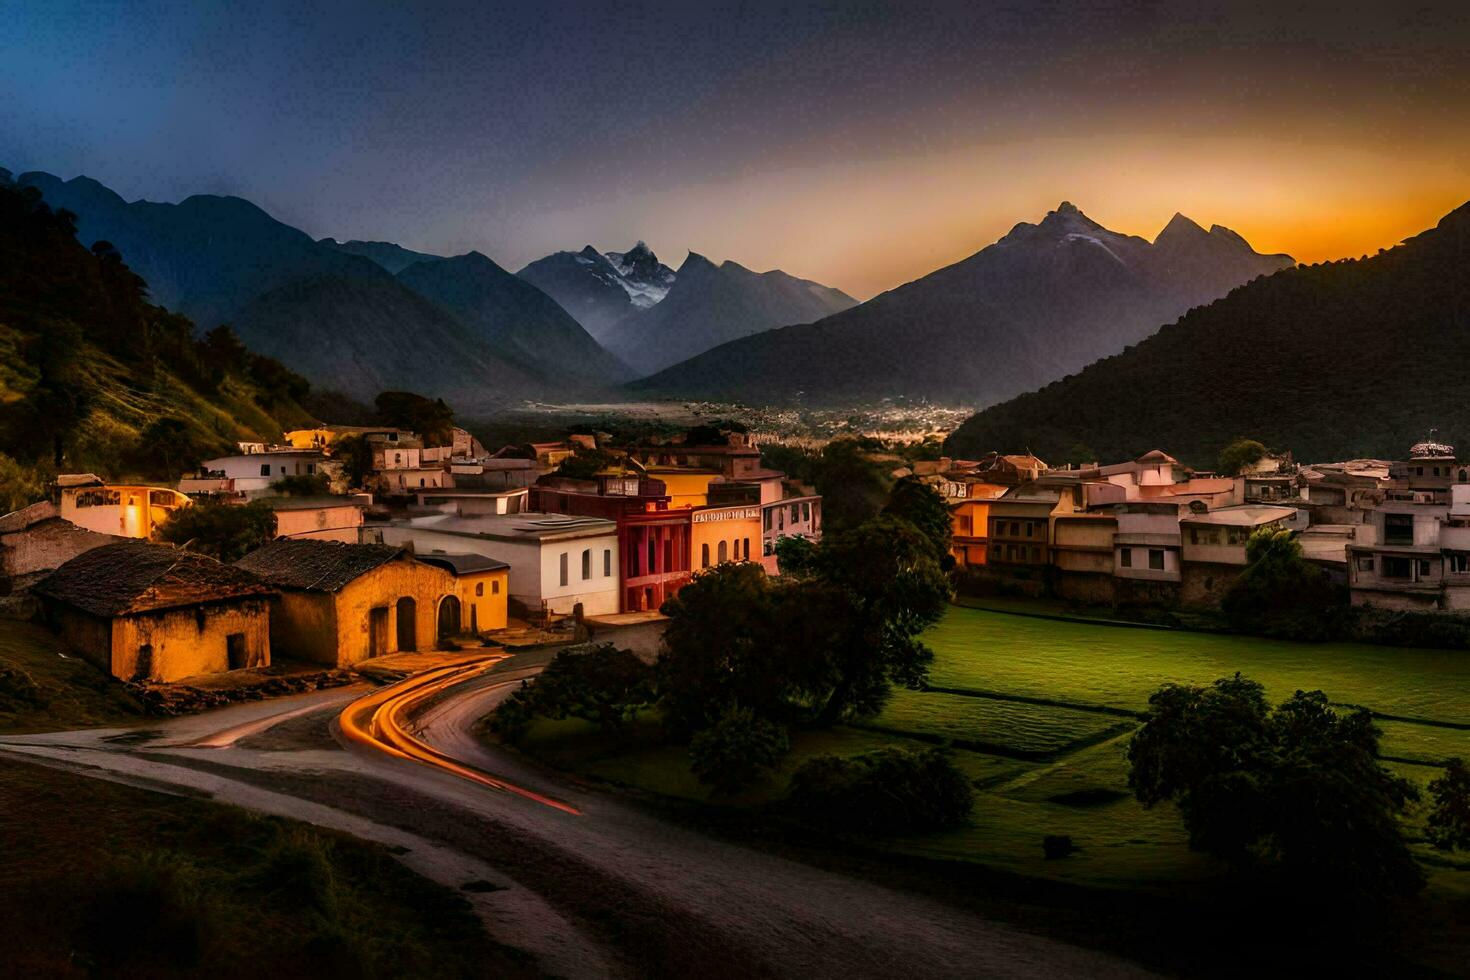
[1113,502,1184,604]
[237,540,465,665]
[413,488,528,516]
[987,496,1055,569]
[693,503,762,570]
[260,495,370,543]
[761,494,822,572]
[0,501,122,593]
[184,449,327,499]
[1051,513,1118,603]
[375,513,621,618]
[415,553,510,633]
[1179,504,1303,604]
[1345,490,1470,612]
[57,474,190,538]
[34,543,273,682]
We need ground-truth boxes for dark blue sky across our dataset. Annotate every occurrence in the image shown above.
[5,1,1469,297]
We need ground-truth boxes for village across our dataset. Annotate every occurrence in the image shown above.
[0,416,1465,690]
[0,423,821,684]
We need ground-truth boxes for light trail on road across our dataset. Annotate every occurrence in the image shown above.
[337,660,582,816]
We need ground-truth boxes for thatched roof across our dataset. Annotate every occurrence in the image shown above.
[33,543,273,618]
[235,540,404,592]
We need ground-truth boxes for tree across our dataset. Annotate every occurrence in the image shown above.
[1221,528,1345,640]
[554,449,614,481]
[129,417,225,481]
[804,516,951,724]
[656,563,785,736]
[1427,757,1470,851]
[154,499,276,562]
[688,707,790,796]
[271,473,330,496]
[882,476,953,566]
[1218,438,1268,476]
[773,533,819,579]
[0,452,48,514]
[488,644,654,743]
[810,438,890,533]
[330,435,374,490]
[1128,675,1423,903]
[373,391,454,446]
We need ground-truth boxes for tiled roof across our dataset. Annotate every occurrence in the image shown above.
[415,552,510,575]
[34,542,272,617]
[235,540,404,592]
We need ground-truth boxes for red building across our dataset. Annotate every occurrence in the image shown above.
[530,475,692,612]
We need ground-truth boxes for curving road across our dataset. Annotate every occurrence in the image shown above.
[0,654,1154,979]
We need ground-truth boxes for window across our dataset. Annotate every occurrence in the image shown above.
[958,516,971,534]
[791,504,799,522]
[1356,556,1375,572]
[743,537,751,560]
[1120,548,1133,568]
[1023,522,1033,538]
[778,510,784,531]
[764,541,773,556]
[475,582,484,597]
[1416,466,1424,476]
[1382,556,1412,579]
[279,466,286,475]
[1384,513,1415,545]
[648,538,657,572]
[763,510,772,531]
[306,463,316,474]
[1452,554,1470,574]
[1419,559,1433,577]
[702,543,711,568]
[718,540,728,563]
[582,549,591,580]
[802,502,811,522]
[604,549,612,577]
[1148,549,1165,570]
[260,463,271,477]
[559,552,569,586]
[1189,528,1199,545]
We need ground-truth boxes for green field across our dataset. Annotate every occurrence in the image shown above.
[904,606,1470,765]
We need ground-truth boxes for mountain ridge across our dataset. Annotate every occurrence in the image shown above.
[630,202,1293,406]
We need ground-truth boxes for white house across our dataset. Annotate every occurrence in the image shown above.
[184,450,327,498]
[375,512,619,617]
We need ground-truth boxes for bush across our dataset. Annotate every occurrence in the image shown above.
[154,498,276,562]
[488,644,653,744]
[688,708,790,796]
[1221,529,1346,641]
[787,746,973,834]
[271,472,331,496]
[1427,757,1470,851]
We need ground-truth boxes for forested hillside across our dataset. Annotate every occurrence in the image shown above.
[0,171,313,506]
[946,202,1470,466]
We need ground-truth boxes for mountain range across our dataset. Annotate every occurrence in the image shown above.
[517,242,676,340]
[630,202,1293,406]
[945,201,1470,465]
[14,171,620,411]
[599,253,858,376]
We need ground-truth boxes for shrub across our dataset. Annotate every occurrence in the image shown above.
[80,850,220,973]
[1427,757,1470,851]
[154,498,276,562]
[688,707,790,796]
[1221,529,1346,641]
[787,746,974,834]
[271,472,331,496]
[489,644,653,743]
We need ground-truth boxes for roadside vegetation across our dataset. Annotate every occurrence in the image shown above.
[0,619,147,733]
[0,757,528,978]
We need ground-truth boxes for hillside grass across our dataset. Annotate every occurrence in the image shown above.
[0,619,148,733]
[0,757,530,978]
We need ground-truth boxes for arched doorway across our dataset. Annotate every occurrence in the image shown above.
[396,597,417,651]
[437,595,461,643]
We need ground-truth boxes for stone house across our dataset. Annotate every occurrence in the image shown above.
[236,540,464,666]
[415,552,510,633]
[32,542,273,682]
[0,501,123,594]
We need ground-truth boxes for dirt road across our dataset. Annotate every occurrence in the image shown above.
[0,657,1153,979]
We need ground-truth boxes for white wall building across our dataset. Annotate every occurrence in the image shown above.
[375,512,619,617]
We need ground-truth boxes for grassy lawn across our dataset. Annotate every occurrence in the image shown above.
[0,619,149,733]
[0,757,531,978]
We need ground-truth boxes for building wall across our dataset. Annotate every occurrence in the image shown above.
[111,600,271,681]
[266,591,340,665]
[274,506,365,543]
[331,559,460,664]
[1180,561,1242,606]
[1115,546,1181,581]
[60,486,189,539]
[1,517,122,587]
[43,604,113,676]
[1053,570,1114,604]
[455,568,509,633]
[693,505,762,570]
[649,471,719,509]
[541,534,621,616]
